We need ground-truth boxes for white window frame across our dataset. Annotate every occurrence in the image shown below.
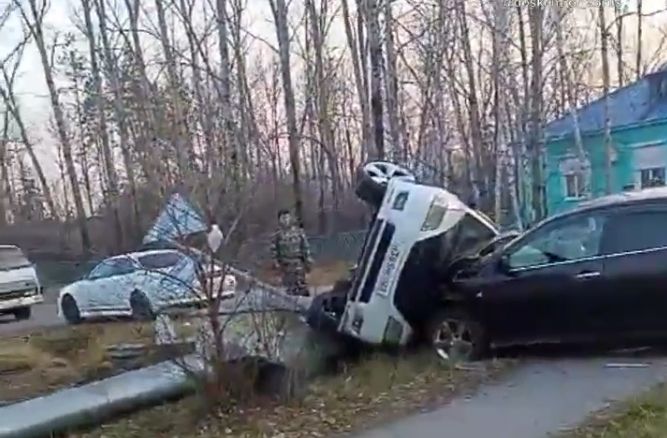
[563,172,585,200]
[640,167,666,189]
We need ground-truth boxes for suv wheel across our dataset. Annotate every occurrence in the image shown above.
[355,161,415,207]
[12,306,31,321]
[428,308,488,362]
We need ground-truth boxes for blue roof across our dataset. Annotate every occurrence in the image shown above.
[545,71,667,139]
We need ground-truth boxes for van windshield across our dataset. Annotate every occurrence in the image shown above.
[0,247,31,270]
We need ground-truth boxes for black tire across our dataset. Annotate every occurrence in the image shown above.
[306,290,347,333]
[61,294,82,324]
[12,306,31,321]
[428,307,489,362]
[354,167,387,208]
[130,290,156,321]
[354,161,416,208]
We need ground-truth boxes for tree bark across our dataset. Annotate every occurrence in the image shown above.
[599,3,613,194]
[366,0,385,160]
[528,5,545,220]
[636,0,643,80]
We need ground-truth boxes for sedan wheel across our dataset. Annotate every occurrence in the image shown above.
[429,309,487,363]
[130,291,156,321]
[61,295,82,324]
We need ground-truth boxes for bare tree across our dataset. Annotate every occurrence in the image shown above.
[268,0,305,226]
[0,45,57,219]
[366,0,385,160]
[79,0,124,247]
[599,4,613,194]
[637,0,643,80]
[13,0,91,251]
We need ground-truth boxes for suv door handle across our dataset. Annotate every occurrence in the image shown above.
[575,271,600,279]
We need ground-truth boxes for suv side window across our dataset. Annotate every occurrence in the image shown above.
[507,214,605,269]
[600,209,667,255]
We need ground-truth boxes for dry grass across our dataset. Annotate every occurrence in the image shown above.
[71,353,515,438]
[566,383,667,438]
[0,319,195,404]
[258,260,350,289]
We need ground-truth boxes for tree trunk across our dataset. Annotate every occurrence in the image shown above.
[0,109,11,225]
[154,0,192,179]
[637,0,643,80]
[95,0,140,243]
[599,3,613,194]
[81,0,124,248]
[269,0,305,226]
[0,62,57,219]
[455,0,483,205]
[553,5,590,198]
[614,2,624,87]
[17,0,91,253]
[528,5,545,220]
[215,0,242,208]
[341,0,371,153]
[383,0,402,159]
[366,0,385,160]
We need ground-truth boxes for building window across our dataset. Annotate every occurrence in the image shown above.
[564,173,584,198]
[640,167,666,188]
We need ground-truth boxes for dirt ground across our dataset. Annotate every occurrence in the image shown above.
[70,353,514,438]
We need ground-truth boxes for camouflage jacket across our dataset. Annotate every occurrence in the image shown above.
[270,226,312,266]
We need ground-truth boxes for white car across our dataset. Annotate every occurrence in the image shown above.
[0,245,43,320]
[57,249,236,324]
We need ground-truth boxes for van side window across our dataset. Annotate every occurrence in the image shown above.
[507,214,605,269]
[600,210,667,255]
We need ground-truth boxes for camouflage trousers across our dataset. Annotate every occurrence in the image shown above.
[278,261,309,296]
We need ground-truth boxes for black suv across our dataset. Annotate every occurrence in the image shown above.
[436,187,667,361]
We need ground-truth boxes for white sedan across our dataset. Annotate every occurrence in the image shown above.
[57,249,236,324]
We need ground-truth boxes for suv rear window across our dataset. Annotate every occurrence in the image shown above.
[0,247,30,270]
[139,252,183,269]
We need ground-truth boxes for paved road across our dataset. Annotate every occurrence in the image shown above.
[0,287,63,335]
[357,349,667,438]
[0,284,327,336]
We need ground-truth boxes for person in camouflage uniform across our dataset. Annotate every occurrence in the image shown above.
[271,209,312,296]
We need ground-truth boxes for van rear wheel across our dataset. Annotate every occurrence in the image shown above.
[12,306,31,321]
[428,308,488,362]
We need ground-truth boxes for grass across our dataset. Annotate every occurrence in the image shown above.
[567,383,667,438]
[70,352,514,438]
[0,319,194,404]
[258,260,350,288]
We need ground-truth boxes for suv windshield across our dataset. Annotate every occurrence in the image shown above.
[0,247,31,270]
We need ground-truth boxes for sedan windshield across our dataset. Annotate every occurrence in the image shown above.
[139,252,183,269]
[0,247,31,270]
